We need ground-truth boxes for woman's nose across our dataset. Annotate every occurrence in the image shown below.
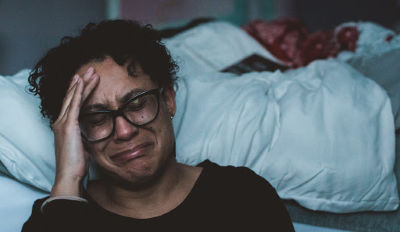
[113,116,139,141]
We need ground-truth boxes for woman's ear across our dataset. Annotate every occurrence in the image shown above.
[163,86,176,117]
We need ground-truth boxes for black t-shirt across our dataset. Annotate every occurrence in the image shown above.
[22,160,294,231]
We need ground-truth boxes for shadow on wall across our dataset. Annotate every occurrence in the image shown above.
[0,34,4,73]
[0,0,107,75]
[290,0,400,32]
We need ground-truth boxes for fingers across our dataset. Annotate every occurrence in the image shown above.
[81,73,99,105]
[82,67,94,81]
[66,67,99,121]
[79,67,99,104]
[56,67,99,123]
[58,75,80,120]
[68,78,84,121]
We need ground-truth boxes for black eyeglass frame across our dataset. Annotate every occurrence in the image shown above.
[79,88,163,143]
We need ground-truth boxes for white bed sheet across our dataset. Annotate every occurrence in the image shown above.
[294,223,352,232]
[0,174,46,232]
[0,174,351,232]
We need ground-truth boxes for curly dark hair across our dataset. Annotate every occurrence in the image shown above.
[29,19,178,125]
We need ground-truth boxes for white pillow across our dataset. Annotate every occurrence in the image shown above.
[0,70,55,192]
[162,21,280,77]
[173,59,399,213]
[337,22,400,128]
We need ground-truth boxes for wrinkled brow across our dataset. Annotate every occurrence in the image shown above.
[119,88,146,105]
[81,88,146,113]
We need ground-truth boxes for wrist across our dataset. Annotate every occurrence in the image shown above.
[41,196,89,213]
[51,174,85,197]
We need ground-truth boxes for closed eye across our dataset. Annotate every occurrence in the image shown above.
[125,97,147,111]
[81,113,110,127]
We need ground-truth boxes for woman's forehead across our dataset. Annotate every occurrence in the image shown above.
[78,58,157,110]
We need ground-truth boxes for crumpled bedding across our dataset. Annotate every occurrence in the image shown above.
[163,21,281,77]
[173,59,398,213]
[164,21,398,212]
[337,22,400,128]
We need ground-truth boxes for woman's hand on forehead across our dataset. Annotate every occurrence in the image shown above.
[80,67,100,106]
[50,67,99,198]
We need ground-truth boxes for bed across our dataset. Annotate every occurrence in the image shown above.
[0,20,399,232]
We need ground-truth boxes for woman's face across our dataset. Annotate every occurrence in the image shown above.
[77,57,176,188]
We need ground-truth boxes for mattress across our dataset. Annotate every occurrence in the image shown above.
[285,133,400,232]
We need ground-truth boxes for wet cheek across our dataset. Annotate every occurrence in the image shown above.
[148,125,162,132]
[87,143,107,158]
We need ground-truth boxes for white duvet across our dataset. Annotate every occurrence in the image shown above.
[163,21,399,213]
[173,59,399,213]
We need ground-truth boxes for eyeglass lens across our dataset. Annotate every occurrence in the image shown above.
[79,91,159,141]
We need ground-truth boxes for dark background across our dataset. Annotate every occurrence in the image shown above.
[1,0,399,75]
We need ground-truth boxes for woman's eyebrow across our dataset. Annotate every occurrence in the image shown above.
[81,88,146,113]
[81,104,109,113]
[118,88,146,104]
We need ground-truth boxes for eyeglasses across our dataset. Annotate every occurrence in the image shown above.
[79,88,163,142]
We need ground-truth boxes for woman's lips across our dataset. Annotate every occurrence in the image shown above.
[111,142,153,163]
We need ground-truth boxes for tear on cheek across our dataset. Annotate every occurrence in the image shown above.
[155,126,163,133]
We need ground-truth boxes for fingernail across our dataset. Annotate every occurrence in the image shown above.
[87,67,94,74]
[72,75,79,83]
[90,74,97,80]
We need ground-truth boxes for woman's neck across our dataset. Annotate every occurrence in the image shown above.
[88,161,202,219]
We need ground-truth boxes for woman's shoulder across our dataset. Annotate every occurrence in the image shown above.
[196,160,276,195]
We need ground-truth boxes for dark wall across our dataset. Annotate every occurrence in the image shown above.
[0,0,106,75]
[1,0,399,75]
[291,0,400,32]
